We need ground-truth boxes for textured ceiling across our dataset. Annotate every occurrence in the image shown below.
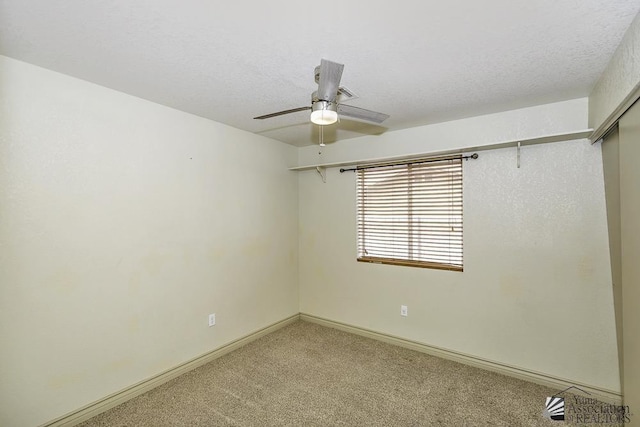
[1,1,639,147]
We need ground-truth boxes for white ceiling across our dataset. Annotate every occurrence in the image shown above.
[1,1,639,147]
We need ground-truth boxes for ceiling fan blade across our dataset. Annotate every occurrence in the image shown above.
[317,59,344,103]
[253,106,311,120]
[337,104,390,124]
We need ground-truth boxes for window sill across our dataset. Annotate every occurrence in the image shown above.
[357,257,463,272]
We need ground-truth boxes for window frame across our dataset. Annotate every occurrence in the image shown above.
[356,155,464,272]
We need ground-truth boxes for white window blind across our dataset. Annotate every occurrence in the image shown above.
[357,156,463,271]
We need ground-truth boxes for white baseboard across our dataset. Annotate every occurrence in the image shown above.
[42,314,300,427]
[42,311,621,426]
[300,313,622,405]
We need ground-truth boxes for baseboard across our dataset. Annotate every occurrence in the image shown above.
[300,313,622,405]
[42,313,300,427]
[42,311,621,426]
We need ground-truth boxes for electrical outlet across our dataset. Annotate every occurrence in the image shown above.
[400,305,408,317]
[208,313,216,327]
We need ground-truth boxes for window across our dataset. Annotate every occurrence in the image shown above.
[356,156,463,271]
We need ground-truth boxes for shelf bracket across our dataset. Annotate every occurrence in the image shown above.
[316,166,327,183]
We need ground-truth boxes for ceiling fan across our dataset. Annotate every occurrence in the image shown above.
[253,59,390,127]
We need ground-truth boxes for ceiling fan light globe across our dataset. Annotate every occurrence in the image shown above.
[310,109,338,125]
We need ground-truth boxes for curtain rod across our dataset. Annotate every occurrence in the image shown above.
[339,153,478,173]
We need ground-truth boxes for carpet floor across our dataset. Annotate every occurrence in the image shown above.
[77,320,618,426]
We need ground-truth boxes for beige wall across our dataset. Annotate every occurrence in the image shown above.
[298,105,619,394]
[0,56,299,426]
[589,11,640,133]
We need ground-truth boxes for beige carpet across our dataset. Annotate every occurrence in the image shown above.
[77,320,619,426]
